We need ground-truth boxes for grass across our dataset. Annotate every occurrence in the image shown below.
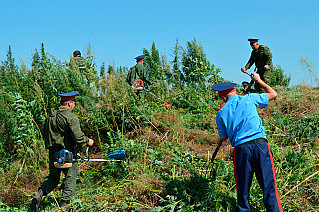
[0,45,318,211]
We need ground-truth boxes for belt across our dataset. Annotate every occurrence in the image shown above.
[245,138,267,144]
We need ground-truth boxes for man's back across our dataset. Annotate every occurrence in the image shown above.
[43,107,86,151]
[69,56,87,72]
[216,93,269,146]
[127,63,149,86]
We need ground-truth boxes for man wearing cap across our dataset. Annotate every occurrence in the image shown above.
[241,38,273,93]
[30,91,94,211]
[241,81,249,92]
[212,74,282,212]
[69,50,88,72]
[126,55,151,91]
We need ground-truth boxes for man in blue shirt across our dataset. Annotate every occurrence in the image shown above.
[212,73,282,212]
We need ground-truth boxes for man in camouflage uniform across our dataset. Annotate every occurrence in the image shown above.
[30,91,94,211]
[241,38,273,93]
[69,50,87,73]
[126,55,151,88]
[126,55,151,101]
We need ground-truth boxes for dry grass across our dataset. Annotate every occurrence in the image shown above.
[261,85,319,119]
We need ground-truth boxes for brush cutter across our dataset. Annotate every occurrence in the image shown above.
[54,147,126,168]
[132,79,145,92]
[202,139,224,178]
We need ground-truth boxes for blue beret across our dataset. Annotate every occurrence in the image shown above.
[58,91,79,101]
[135,55,145,60]
[212,82,237,91]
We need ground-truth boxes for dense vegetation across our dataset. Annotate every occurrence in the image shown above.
[0,40,318,211]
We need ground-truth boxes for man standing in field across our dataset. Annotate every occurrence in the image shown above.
[69,50,88,73]
[241,38,273,93]
[126,54,151,92]
[212,73,282,212]
[30,91,94,211]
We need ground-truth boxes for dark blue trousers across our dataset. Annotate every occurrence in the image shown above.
[233,140,282,212]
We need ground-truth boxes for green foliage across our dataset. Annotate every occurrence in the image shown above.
[181,38,224,87]
[154,160,237,212]
[264,112,319,145]
[171,38,183,90]
[0,41,318,211]
[269,65,291,88]
[144,42,162,83]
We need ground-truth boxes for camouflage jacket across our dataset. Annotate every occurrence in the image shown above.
[244,45,273,72]
[69,56,88,72]
[43,106,88,151]
[126,63,151,86]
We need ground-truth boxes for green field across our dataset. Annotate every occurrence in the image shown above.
[0,41,318,211]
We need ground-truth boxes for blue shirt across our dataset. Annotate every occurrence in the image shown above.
[216,93,269,147]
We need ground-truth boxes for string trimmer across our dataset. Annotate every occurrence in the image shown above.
[54,147,126,168]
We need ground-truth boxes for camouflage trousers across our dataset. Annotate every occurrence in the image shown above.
[39,148,78,203]
[254,69,272,93]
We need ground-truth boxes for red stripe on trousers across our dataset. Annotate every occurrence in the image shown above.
[233,147,239,209]
[266,143,283,212]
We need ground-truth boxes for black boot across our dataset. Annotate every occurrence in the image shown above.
[30,189,44,212]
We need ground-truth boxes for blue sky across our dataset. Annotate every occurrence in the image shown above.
[1,0,318,86]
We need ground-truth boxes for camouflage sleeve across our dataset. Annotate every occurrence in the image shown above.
[263,46,273,66]
[68,114,88,150]
[69,57,76,67]
[126,68,134,86]
[245,51,255,69]
[77,57,88,71]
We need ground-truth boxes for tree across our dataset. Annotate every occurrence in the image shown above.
[269,65,291,88]
[181,38,223,88]
[171,39,184,90]
[143,42,162,82]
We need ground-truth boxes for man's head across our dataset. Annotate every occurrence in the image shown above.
[212,82,237,102]
[248,38,259,50]
[242,81,249,90]
[73,50,81,57]
[135,55,145,64]
[59,91,79,111]
[61,99,76,111]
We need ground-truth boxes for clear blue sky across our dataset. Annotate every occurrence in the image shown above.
[1,0,318,86]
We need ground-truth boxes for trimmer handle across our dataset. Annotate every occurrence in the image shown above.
[85,146,90,161]
[86,136,94,161]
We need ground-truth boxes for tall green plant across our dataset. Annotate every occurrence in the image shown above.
[181,38,223,88]
[171,39,184,90]
[0,46,22,93]
[269,65,291,88]
[143,42,163,83]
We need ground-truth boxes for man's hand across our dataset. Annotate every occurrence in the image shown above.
[251,73,261,82]
[88,138,94,146]
[251,72,277,101]
[241,68,247,73]
[264,65,269,70]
